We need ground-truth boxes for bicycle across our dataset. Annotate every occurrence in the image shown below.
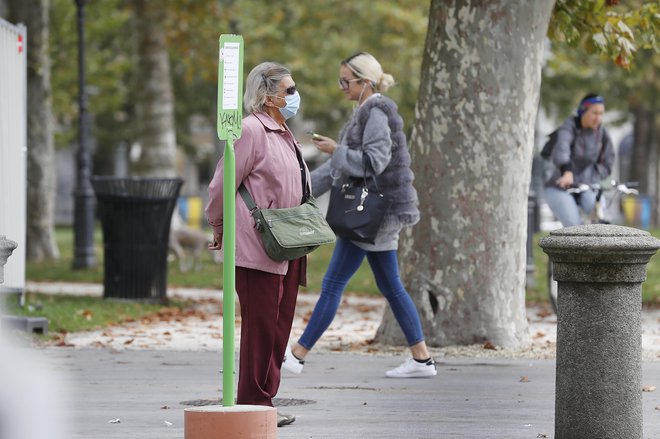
[547,180,639,313]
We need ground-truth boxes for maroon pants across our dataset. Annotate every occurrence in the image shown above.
[235,259,301,406]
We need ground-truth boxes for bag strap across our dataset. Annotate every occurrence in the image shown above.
[294,145,311,202]
[238,184,259,215]
[361,154,383,194]
[238,144,309,214]
[596,127,607,165]
[569,118,579,155]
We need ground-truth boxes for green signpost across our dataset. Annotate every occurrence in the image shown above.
[217,34,244,407]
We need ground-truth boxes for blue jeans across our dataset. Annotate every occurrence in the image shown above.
[298,238,425,350]
[544,186,597,227]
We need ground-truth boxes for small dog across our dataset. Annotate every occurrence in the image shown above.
[169,210,210,272]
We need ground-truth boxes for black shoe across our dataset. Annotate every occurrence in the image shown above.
[277,412,296,427]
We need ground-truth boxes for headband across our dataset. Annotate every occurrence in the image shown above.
[577,95,605,116]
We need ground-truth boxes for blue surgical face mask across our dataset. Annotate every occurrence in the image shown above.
[279,91,300,120]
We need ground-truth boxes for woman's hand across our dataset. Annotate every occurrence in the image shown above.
[555,171,574,189]
[208,233,222,250]
[312,134,337,155]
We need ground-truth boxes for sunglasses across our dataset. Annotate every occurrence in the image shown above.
[338,78,361,89]
[268,85,297,101]
[262,73,297,96]
[266,85,297,99]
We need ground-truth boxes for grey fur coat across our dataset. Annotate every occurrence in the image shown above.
[311,94,420,232]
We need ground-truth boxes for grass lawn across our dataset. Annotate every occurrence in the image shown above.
[26,226,660,303]
[526,230,660,306]
[25,226,379,295]
[2,292,193,335]
[17,225,660,336]
[19,226,377,336]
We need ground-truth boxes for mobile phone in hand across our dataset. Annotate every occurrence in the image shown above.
[306,130,322,140]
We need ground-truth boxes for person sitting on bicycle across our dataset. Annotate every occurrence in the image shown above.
[544,94,616,227]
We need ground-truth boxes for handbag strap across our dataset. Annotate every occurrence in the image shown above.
[361,154,383,194]
[238,144,309,213]
[294,146,311,202]
[238,184,259,215]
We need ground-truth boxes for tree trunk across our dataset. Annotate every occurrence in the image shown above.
[8,0,60,261]
[131,0,176,177]
[629,104,658,226]
[650,111,660,227]
[630,107,653,197]
[375,0,555,348]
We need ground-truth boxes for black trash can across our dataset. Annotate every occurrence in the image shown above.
[91,177,183,301]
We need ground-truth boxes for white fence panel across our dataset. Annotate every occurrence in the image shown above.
[0,17,27,293]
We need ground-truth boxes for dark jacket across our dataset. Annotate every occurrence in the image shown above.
[546,116,615,187]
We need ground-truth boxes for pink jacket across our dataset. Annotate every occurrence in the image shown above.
[206,112,310,278]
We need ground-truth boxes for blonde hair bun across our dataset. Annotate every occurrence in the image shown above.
[378,73,395,92]
[343,52,396,93]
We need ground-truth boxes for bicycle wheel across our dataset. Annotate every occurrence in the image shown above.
[548,261,558,313]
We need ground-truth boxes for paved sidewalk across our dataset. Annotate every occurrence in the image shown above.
[14,348,660,439]
[10,281,660,438]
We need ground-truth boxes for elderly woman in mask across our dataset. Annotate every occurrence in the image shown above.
[206,61,306,427]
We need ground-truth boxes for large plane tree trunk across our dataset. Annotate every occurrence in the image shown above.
[376,0,555,348]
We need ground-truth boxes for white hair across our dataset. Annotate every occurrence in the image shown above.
[243,62,291,113]
[342,52,395,93]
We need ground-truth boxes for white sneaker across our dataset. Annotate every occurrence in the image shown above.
[385,357,437,378]
[282,344,304,374]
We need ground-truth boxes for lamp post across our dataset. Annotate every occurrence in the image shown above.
[72,0,96,269]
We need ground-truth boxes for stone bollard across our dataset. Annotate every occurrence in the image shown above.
[0,235,18,285]
[540,224,660,439]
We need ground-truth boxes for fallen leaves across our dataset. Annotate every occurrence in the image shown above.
[51,333,74,347]
[54,340,75,347]
[520,376,531,383]
[536,308,552,319]
[356,304,378,313]
[642,385,656,392]
[483,341,496,350]
[532,331,547,340]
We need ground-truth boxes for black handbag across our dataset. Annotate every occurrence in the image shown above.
[325,156,390,244]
